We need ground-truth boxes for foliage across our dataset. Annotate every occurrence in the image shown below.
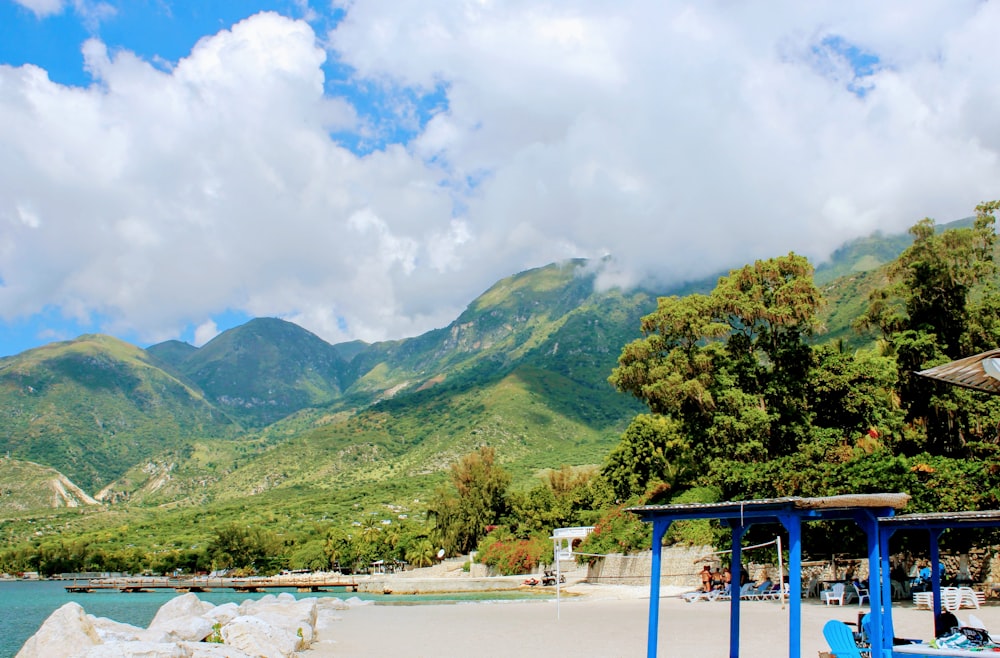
[207,524,283,574]
[506,465,612,536]
[860,200,1000,455]
[429,447,511,555]
[575,506,651,561]
[476,529,550,575]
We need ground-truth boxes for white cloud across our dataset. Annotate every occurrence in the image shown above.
[12,0,64,18]
[193,320,219,347]
[3,3,1000,350]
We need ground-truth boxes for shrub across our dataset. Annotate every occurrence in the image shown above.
[476,532,549,575]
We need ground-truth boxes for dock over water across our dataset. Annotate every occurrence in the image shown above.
[64,575,360,594]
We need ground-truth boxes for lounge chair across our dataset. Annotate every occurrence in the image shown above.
[958,586,984,609]
[682,587,722,603]
[736,582,756,600]
[822,619,866,658]
[748,580,773,600]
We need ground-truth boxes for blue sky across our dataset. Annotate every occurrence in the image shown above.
[1,0,999,357]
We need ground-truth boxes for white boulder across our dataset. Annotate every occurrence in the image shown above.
[220,615,302,658]
[16,602,101,658]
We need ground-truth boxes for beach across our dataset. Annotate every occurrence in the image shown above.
[305,584,1000,657]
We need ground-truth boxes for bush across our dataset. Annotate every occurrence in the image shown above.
[476,532,549,575]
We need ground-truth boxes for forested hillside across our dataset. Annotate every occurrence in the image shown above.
[2,205,999,578]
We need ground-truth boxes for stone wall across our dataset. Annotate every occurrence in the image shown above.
[586,546,718,587]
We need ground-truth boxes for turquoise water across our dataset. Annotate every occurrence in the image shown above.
[0,580,550,657]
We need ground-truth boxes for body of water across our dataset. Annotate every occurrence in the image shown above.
[0,579,550,657]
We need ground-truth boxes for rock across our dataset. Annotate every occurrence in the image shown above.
[78,641,188,658]
[344,596,371,607]
[149,593,215,629]
[16,602,101,658]
[316,596,350,611]
[18,594,323,658]
[203,602,239,628]
[180,641,254,658]
[90,616,145,643]
[220,615,302,658]
[235,596,317,644]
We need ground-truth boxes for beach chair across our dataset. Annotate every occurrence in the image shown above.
[822,619,867,658]
[942,586,961,612]
[683,587,723,603]
[958,586,983,609]
[737,583,756,600]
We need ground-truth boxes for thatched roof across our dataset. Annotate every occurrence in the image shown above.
[916,349,1000,394]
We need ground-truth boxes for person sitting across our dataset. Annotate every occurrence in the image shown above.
[753,569,772,596]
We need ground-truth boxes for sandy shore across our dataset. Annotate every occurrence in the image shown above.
[304,585,1000,657]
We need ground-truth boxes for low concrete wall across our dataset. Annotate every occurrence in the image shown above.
[586,546,716,587]
[359,576,527,594]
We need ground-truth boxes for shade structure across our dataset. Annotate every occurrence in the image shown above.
[628,493,911,658]
[916,348,1000,394]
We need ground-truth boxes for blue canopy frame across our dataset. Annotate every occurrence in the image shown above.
[628,493,910,658]
[875,510,1000,658]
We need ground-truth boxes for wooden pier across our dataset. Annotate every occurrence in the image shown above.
[64,575,359,594]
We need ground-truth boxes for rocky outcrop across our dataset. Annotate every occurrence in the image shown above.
[16,592,369,658]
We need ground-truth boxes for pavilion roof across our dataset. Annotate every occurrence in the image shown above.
[879,509,1000,529]
[916,348,1000,394]
[628,493,910,522]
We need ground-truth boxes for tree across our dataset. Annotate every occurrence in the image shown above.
[602,414,693,501]
[428,446,511,555]
[609,252,824,464]
[860,201,1000,454]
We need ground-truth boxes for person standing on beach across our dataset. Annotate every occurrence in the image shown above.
[700,565,713,592]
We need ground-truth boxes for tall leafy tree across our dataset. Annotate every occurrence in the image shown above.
[609,252,823,471]
[861,201,1000,454]
[428,446,511,555]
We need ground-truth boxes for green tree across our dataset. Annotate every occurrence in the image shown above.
[429,446,511,555]
[609,252,823,466]
[207,524,281,574]
[860,201,1000,454]
[602,414,693,501]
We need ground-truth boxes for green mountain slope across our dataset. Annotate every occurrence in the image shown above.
[0,335,238,491]
[117,261,649,508]
[0,458,98,513]
[175,318,351,427]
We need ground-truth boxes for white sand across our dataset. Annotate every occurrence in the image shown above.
[305,586,1000,658]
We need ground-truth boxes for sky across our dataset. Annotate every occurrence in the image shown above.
[1,0,999,357]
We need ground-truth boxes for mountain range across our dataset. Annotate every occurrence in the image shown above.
[0,221,952,520]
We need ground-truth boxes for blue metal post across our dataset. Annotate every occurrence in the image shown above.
[729,524,747,658]
[879,526,896,658]
[930,529,943,621]
[857,511,884,658]
[647,520,670,658]
[778,514,802,658]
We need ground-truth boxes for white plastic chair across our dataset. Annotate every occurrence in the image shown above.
[958,586,982,609]
[823,582,846,605]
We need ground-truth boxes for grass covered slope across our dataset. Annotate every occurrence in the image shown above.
[0,335,239,492]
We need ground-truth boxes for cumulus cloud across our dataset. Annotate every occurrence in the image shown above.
[2,2,1000,349]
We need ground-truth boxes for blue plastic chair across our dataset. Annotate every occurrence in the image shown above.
[823,619,866,658]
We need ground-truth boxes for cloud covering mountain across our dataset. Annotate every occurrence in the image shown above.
[1,1,998,354]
